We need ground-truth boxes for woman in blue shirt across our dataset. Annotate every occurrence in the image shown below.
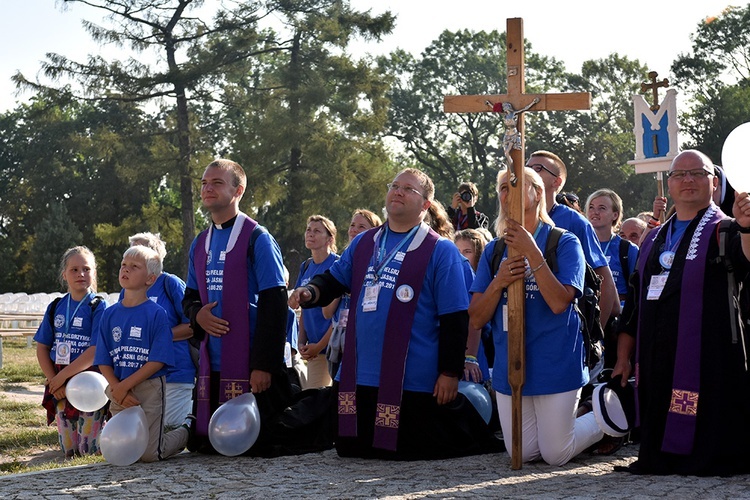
[469,168,603,466]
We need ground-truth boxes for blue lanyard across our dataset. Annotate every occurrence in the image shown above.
[602,237,613,255]
[373,225,419,280]
[65,293,92,334]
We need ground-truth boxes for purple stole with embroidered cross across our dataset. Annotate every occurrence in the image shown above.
[193,213,257,437]
[636,205,724,455]
[338,223,439,451]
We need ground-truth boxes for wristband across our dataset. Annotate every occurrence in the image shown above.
[465,356,479,365]
[738,224,750,234]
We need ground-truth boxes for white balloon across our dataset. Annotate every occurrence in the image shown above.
[209,392,261,456]
[722,122,750,192]
[100,406,149,466]
[458,381,492,424]
[65,371,109,412]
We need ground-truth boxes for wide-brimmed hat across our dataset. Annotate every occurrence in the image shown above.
[592,375,635,437]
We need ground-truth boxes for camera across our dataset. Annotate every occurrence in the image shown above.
[460,191,473,202]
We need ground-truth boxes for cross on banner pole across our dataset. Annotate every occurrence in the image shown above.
[640,71,670,221]
[444,18,591,470]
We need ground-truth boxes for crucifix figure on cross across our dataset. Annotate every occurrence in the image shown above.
[444,18,591,470]
[487,98,541,185]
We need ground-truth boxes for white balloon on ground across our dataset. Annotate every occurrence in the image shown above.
[722,122,750,192]
[65,371,109,412]
[458,380,492,424]
[100,406,149,466]
[209,392,261,456]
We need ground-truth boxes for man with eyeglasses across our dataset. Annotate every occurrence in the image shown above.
[289,168,503,460]
[613,149,750,476]
[526,150,619,334]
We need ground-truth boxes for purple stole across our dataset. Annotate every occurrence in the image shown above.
[193,213,258,437]
[636,205,724,454]
[338,223,439,451]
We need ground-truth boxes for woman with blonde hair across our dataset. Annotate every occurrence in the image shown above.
[469,167,603,466]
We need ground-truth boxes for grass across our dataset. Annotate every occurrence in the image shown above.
[0,338,104,475]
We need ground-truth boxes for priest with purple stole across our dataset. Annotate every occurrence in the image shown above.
[183,159,293,455]
[614,150,750,476]
[289,168,503,460]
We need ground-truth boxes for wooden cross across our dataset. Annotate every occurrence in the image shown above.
[640,71,669,112]
[444,18,591,470]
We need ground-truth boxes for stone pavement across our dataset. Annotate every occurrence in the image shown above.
[2,444,750,499]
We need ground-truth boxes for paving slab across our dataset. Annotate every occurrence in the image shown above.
[2,444,749,499]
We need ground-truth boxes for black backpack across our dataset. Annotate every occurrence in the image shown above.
[490,227,604,370]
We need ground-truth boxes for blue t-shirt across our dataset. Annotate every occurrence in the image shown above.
[94,300,175,381]
[600,235,639,296]
[120,272,194,384]
[295,253,338,344]
[34,293,107,364]
[550,203,608,269]
[329,225,468,393]
[286,307,299,351]
[470,223,588,396]
[187,222,286,371]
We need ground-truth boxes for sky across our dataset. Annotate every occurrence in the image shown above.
[0,0,738,112]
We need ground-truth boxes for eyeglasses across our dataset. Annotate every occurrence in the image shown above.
[527,163,559,177]
[387,183,424,198]
[667,168,713,180]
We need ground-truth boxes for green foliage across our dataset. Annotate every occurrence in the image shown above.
[200,0,396,279]
[22,203,82,292]
[672,3,750,165]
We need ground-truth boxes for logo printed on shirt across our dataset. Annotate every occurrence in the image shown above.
[72,317,83,328]
[207,250,213,265]
[394,251,406,262]
[130,326,142,339]
[54,314,65,329]
[149,296,158,303]
[219,250,227,262]
[112,326,122,343]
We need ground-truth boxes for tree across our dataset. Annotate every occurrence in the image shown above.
[672,4,750,162]
[200,0,397,278]
[22,202,82,292]
[13,0,283,269]
[383,29,568,216]
[530,54,656,217]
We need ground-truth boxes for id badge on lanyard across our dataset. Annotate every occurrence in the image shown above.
[362,284,380,312]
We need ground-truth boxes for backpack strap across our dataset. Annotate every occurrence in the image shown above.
[47,297,63,330]
[544,227,564,273]
[246,224,267,265]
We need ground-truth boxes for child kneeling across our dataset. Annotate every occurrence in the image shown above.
[95,245,188,462]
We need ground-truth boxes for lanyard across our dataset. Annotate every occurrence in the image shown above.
[602,237,613,255]
[65,293,91,334]
[373,225,419,280]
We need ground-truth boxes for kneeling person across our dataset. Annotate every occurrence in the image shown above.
[95,245,187,462]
